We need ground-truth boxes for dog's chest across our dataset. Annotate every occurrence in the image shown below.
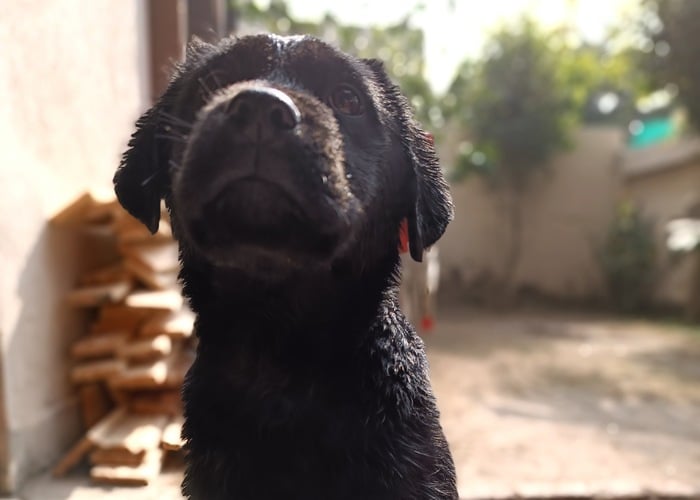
[180,310,453,499]
[182,356,413,498]
[182,372,433,499]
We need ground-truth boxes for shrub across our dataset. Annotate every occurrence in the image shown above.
[600,202,656,311]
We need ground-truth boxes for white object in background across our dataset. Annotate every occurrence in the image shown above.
[666,218,700,252]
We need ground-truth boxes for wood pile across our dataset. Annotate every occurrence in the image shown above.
[51,192,194,486]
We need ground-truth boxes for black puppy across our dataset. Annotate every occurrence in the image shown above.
[114,34,457,500]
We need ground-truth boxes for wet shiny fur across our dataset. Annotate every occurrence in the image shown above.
[114,34,456,499]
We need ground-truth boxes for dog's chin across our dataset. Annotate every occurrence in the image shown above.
[190,238,337,284]
[198,242,315,279]
[182,181,344,280]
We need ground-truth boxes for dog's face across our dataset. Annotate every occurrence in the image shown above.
[115,34,452,281]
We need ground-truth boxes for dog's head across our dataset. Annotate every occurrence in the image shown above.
[115,34,452,281]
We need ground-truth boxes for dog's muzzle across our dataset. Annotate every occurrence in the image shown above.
[174,82,354,270]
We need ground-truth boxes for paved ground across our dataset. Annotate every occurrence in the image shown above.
[19,309,700,499]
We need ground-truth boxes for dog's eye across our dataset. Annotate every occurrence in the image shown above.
[329,85,364,116]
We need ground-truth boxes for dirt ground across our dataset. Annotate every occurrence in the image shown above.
[427,309,700,499]
[19,309,700,499]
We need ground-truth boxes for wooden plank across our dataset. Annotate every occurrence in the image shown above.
[71,359,125,384]
[84,199,120,224]
[162,416,184,451]
[125,290,183,312]
[120,242,179,273]
[90,305,154,334]
[116,225,152,244]
[109,358,171,390]
[128,390,181,417]
[89,448,145,467]
[71,332,128,360]
[52,437,94,478]
[117,334,172,362]
[86,408,128,444]
[50,192,95,227]
[124,257,178,290]
[79,263,129,286]
[110,347,191,390]
[66,281,131,308]
[140,309,194,338]
[112,211,150,235]
[166,348,194,387]
[89,413,168,454]
[78,384,113,428]
[90,448,164,486]
[105,384,130,407]
[51,190,118,228]
[79,222,117,237]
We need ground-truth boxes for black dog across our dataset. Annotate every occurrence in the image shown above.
[114,33,457,500]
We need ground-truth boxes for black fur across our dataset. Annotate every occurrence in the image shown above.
[114,34,456,499]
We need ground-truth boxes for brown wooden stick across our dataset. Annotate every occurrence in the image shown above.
[162,416,185,451]
[52,437,94,478]
[90,448,164,486]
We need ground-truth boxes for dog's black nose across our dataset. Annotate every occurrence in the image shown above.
[226,87,301,143]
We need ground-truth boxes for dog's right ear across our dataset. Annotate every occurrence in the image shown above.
[114,37,216,233]
[114,102,171,233]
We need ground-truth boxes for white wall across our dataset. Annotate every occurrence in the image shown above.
[0,0,148,490]
[439,127,625,302]
[624,162,700,306]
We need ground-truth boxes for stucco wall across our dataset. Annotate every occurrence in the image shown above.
[0,0,148,490]
[439,127,625,302]
[624,161,700,306]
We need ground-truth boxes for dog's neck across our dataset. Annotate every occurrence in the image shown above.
[179,251,400,351]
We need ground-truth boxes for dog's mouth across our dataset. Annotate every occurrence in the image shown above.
[186,178,341,264]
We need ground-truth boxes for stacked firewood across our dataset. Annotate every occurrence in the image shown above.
[51,192,194,486]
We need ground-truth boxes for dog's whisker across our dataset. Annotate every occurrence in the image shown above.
[155,133,187,144]
[161,124,192,140]
[156,128,188,138]
[160,121,191,134]
[139,171,158,187]
[159,111,193,130]
[197,77,214,98]
[208,70,223,89]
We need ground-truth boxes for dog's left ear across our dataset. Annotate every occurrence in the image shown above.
[363,59,454,262]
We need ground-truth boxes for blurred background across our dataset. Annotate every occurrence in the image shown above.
[1,0,700,499]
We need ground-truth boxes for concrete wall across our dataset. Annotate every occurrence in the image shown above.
[439,127,625,302]
[0,1,148,491]
[624,161,700,306]
[437,126,700,310]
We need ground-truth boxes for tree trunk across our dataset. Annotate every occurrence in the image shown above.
[501,186,523,302]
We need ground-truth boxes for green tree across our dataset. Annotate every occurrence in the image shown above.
[637,0,700,130]
[635,0,700,318]
[446,19,577,294]
[443,17,647,296]
[558,41,643,125]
